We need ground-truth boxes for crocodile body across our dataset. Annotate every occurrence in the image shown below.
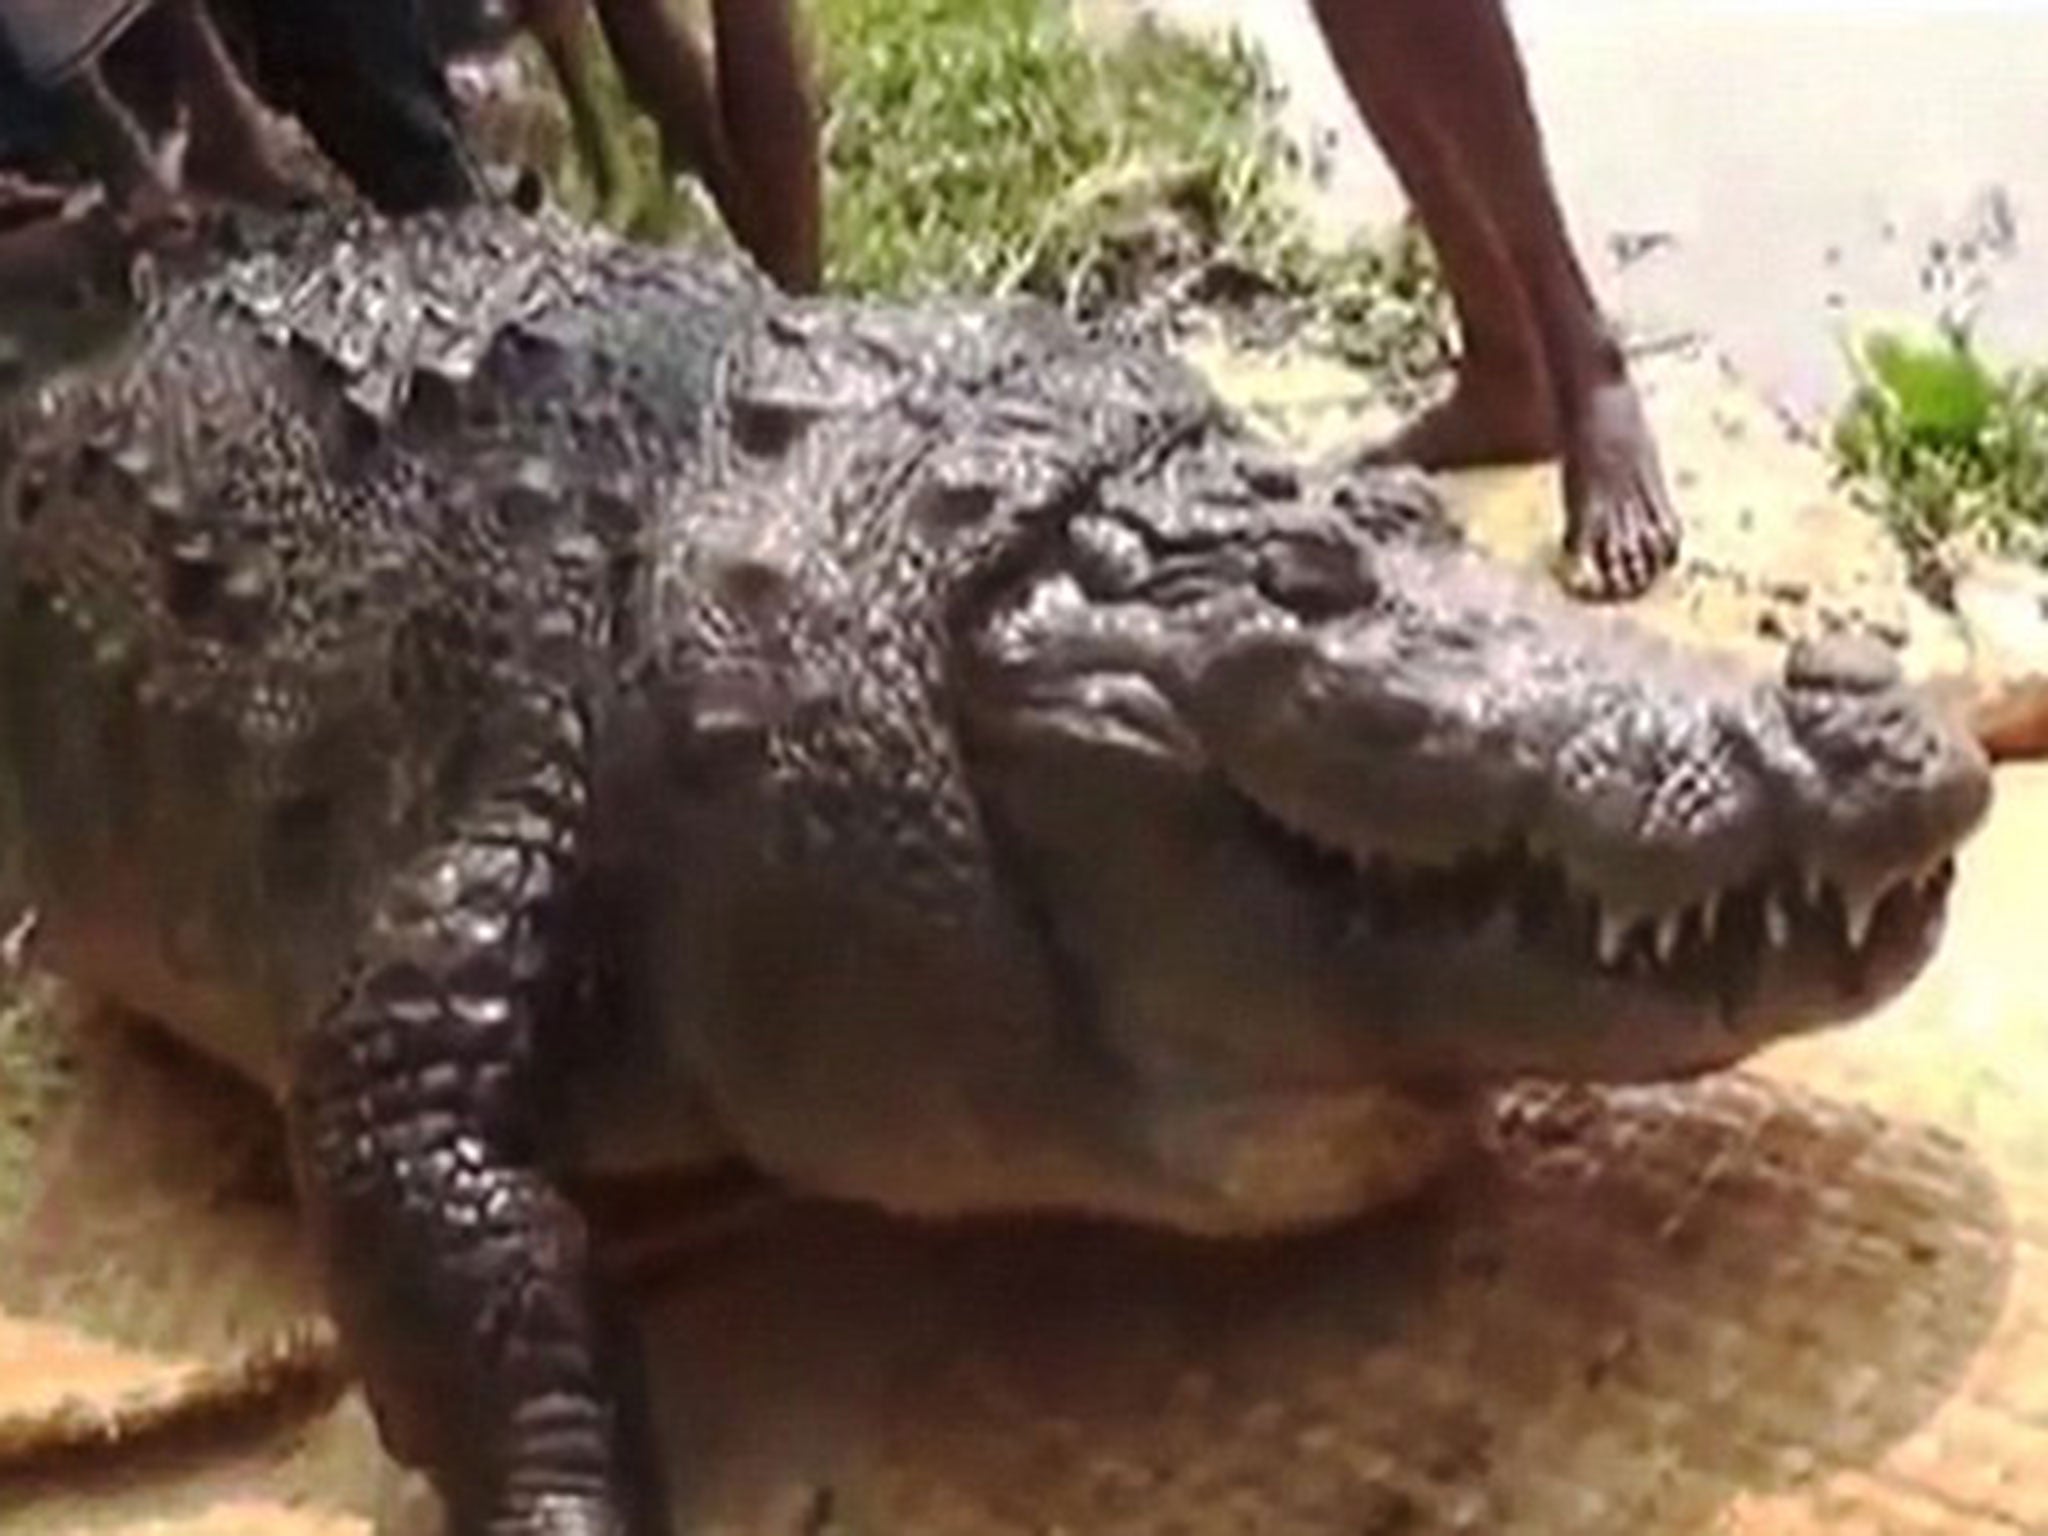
[0,205,1991,1534]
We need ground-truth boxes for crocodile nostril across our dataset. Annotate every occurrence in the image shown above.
[1784,632,1901,695]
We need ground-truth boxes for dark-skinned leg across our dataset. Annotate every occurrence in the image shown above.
[589,0,740,224]
[288,689,662,1536]
[158,0,306,208]
[519,0,632,220]
[53,64,188,233]
[1309,0,1553,471]
[578,0,820,290]
[708,0,821,292]
[1309,0,1678,598]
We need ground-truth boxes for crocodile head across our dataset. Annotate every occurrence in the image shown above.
[965,456,1990,1091]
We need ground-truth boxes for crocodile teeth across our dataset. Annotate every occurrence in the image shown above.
[0,909,36,973]
[1763,894,1792,949]
[1653,911,1684,964]
[1699,892,1721,943]
[1803,866,1828,905]
[1596,909,1632,967]
[1843,887,1883,950]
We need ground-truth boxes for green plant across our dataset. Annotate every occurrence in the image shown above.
[525,0,1452,382]
[0,973,75,1234]
[816,0,1269,293]
[814,0,1448,372]
[1832,321,2048,570]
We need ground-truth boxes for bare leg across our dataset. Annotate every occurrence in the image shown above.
[1316,32,1556,472]
[55,64,187,233]
[590,0,739,217]
[519,0,632,219]
[708,0,821,292]
[1309,0,1678,599]
[158,0,304,208]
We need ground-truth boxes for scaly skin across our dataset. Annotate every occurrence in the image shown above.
[0,205,1991,1534]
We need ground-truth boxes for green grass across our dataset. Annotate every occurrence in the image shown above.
[816,0,1284,297]
[812,0,1449,380]
[0,974,77,1236]
[537,0,1451,384]
[1832,320,2048,574]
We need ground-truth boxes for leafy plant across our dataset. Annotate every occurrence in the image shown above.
[818,0,1254,294]
[525,0,1451,383]
[814,0,1450,378]
[1833,320,2048,571]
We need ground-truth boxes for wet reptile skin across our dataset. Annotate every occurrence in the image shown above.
[0,204,1991,1534]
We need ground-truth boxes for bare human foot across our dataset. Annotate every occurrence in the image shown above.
[162,0,311,211]
[1358,339,1678,603]
[1308,0,1682,605]
[1556,368,1680,601]
[1358,347,1557,472]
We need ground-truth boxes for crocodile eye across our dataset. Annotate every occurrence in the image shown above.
[1257,532,1378,619]
[1066,514,1151,598]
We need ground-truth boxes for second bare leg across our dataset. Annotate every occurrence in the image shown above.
[1310,0,1554,472]
[589,0,740,225]
[158,0,305,209]
[708,0,821,292]
[1309,0,1678,598]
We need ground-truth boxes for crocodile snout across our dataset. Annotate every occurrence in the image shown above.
[1775,631,1992,895]
[1783,631,1901,695]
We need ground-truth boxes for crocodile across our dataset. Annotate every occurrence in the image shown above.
[0,203,1991,1535]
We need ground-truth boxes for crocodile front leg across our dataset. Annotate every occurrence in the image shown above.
[286,690,661,1536]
